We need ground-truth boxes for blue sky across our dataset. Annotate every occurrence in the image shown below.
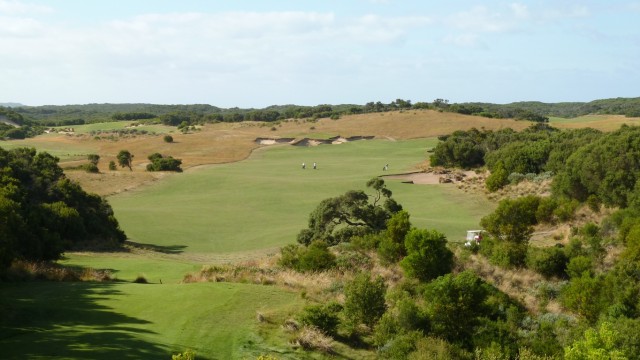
[1,0,638,107]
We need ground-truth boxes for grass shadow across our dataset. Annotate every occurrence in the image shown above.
[0,281,196,359]
[125,241,187,254]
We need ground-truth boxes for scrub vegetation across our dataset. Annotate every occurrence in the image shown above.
[2,99,640,359]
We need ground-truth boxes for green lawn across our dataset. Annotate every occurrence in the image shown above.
[0,139,94,161]
[0,281,304,360]
[109,139,493,255]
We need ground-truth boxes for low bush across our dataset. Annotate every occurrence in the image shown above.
[298,302,342,336]
[526,246,568,278]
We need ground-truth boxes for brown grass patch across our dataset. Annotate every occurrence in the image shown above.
[291,326,334,353]
[5,260,114,282]
[459,253,563,315]
[183,249,404,303]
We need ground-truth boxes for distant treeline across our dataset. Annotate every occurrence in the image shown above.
[0,107,42,139]
[7,97,640,128]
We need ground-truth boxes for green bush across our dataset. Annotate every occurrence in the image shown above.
[297,240,336,272]
[400,229,453,282]
[343,272,387,328]
[278,241,336,273]
[526,246,568,278]
[489,241,528,268]
[535,197,558,223]
[146,153,183,172]
[83,163,99,173]
[486,163,509,192]
[164,134,174,143]
[566,255,594,278]
[108,160,117,170]
[553,198,579,222]
[298,302,342,336]
[560,273,606,324]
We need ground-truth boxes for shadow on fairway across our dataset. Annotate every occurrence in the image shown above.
[0,281,206,360]
[125,241,187,254]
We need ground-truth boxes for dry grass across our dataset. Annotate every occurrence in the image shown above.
[291,326,334,354]
[183,249,404,303]
[5,260,114,282]
[37,110,531,196]
[459,253,563,315]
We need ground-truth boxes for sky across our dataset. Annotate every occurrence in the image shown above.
[1,0,639,107]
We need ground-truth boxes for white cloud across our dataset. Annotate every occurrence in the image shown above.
[0,15,43,36]
[0,0,52,14]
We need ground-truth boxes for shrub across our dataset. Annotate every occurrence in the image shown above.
[335,250,372,271]
[566,255,594,278]
[535,197,558,223]
[297,240,336,272]
[83,163,99,173]
[164,134,174,143]
[87,154,100,165]
[133,274,148,283]
[486,163,509,192]
[108,161,117,170]
[343,272,387,328]
[146,153,182,172]
[560,273,606,323]
[553,198,579,222]
[527,246,568,278]
[400,229,453,282]
[278,241,336,273]
[489,241,528,268]
[298,302,342,336]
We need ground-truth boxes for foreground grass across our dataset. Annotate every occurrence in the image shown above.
[0,281,306,360]
[109,139,493,254]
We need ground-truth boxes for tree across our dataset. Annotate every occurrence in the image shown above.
[297,178,402,245]
[423,271,489,348]
[87,154,100,165]
[117,150,134,171]
[480,195,540,243]
[343,272,387,328]
[146,153,182,172]
[400,228,453,282]
[0,147,126,271]
[564,322,627,360]
[378,210,412,263]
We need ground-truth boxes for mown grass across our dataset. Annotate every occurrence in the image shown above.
[59,253,200,284]
[0,281,304,360]
[0,138,94,161]
[109,138,492,254]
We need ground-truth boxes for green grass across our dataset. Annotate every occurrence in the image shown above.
[59,122,173,134]
[109,139,492,254]
[548,115,605,124]
[0,281,304,360]
[1,137,495,360]
[59,253,200,283]
[0,139,94,161]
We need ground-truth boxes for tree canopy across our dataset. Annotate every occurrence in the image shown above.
[0,147,126,272]
[296,178,402,246]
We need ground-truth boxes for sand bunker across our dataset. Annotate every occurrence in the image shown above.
[259,135,376,147]
[255,137,295,145]
[383,170,478,185]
